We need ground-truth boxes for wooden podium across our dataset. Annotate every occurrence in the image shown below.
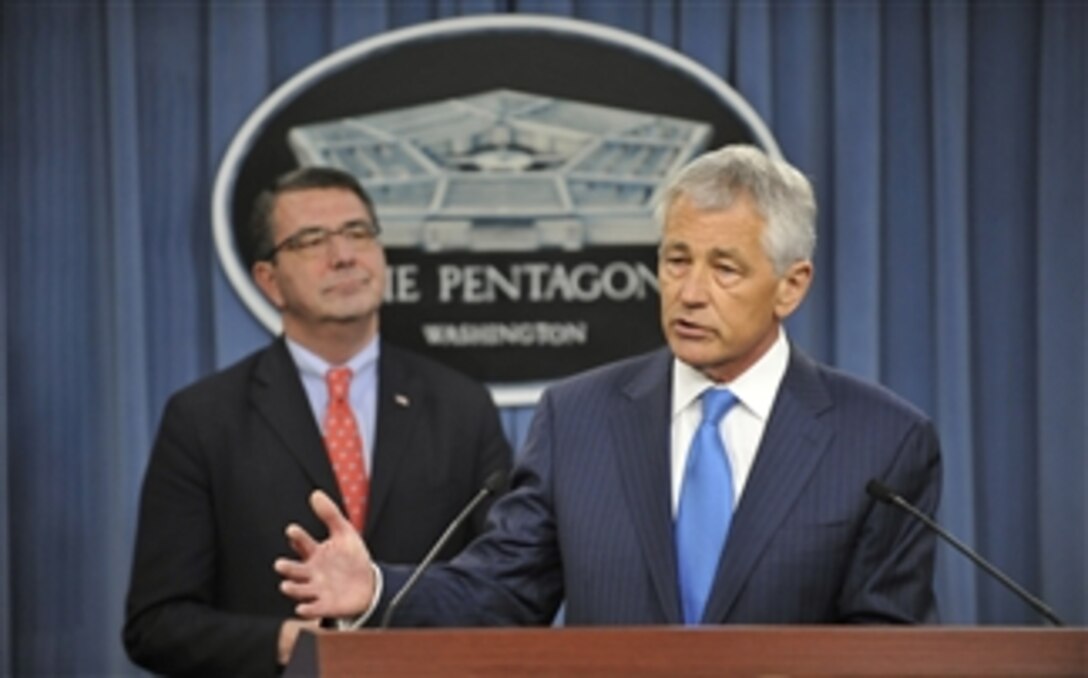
[285,626,1086,676]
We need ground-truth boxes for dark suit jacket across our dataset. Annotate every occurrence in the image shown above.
[123,338,511,676]
[379,346,941,626]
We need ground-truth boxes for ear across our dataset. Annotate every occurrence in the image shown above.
[252,260,286,309]
[773,260,813,320]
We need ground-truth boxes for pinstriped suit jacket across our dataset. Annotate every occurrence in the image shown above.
[381,345,941,626]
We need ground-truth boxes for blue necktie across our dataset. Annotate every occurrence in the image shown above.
[676,388,737,625]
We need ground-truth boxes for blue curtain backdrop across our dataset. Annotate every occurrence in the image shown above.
[2,1,1085,674]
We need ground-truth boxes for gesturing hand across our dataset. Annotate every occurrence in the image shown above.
[274,490,376,619]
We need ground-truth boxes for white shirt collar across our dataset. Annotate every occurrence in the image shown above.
[671,328,791,420]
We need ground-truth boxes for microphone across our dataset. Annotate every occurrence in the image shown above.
[865,479,1064,626]
[379,470,507,628]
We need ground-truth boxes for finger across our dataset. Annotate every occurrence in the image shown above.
[310,490,354,538]
[280,578,318,602]
[295,600,330,620]
[285,523,319,559]
[274,557,311,582]
[278,579,327,618]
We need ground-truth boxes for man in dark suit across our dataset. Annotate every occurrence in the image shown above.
[274,145,941,627]
[123,167,512,675]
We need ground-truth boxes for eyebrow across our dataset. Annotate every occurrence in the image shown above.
[659,241,742,260]
[294,218,373,232]
[708,247,743,260]
[659,239,690,253]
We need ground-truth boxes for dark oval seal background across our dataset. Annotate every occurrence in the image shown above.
[217,17,776,399]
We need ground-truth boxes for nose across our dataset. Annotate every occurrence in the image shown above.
[326,231,358,265]
[677,264,710,306]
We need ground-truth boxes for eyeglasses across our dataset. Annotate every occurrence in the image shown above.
[264,220,381,260]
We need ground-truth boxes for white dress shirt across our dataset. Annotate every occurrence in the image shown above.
[669,329,791,515]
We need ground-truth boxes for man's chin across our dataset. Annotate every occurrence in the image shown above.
[318,305,377,326]
[667,333,714,357]
[668,340,734,373]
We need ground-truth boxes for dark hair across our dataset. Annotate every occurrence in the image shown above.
[246,166,378,266]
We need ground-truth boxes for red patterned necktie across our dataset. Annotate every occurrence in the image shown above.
[323,367,368,532]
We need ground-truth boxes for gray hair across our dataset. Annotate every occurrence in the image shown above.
[654,145,816,275]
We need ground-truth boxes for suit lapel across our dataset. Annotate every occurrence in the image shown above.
[250,338,342,502]
[703,348,834,622]
[611,348,683,623]
[364,346,420,533]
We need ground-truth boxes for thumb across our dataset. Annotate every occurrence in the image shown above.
[310,490,353,537]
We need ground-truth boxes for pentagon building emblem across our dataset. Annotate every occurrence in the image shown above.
[213,15,779,404]
[288,89,711,252]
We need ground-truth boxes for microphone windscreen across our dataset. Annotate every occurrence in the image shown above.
[483,470,508,494]
[866,478,896,504]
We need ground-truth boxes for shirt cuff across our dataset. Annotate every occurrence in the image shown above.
[336,563,383,631]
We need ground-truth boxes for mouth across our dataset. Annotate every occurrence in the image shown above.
[323,276,369,295]
[670,317,714,340]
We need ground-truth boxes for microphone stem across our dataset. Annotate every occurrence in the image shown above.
[889,496,1064,626]
[379,486,491,628]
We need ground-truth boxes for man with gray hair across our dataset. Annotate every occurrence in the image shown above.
[275,144,942,627]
